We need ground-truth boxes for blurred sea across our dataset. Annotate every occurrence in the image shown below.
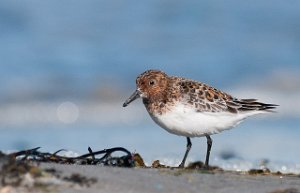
[0,0,299,173]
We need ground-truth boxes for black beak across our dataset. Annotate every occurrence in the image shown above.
[123,90,141,107]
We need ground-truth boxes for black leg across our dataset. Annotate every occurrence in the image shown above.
[178,137,192,168]
[204,135,212,168]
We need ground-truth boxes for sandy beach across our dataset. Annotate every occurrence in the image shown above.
[0,149,299,193]
[14,163,298,193]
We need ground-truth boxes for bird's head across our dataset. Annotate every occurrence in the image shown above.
[123,69,168,107]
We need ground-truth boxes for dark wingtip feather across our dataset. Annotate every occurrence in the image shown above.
[261,103,279,112]
[239,99,258,102]
[236,99,278,112]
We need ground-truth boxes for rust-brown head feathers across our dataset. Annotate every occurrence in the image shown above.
[136,70,168,99]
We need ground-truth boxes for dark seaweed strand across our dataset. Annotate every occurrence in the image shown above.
[7,147,134,167]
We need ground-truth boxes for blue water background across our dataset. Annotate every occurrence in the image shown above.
[0,0,299,172]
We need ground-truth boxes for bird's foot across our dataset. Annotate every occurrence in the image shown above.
[177,162,185,168]
[202,164,209,170]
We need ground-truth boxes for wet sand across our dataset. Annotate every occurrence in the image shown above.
[34,163,300,193]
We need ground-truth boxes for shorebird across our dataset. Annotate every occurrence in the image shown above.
[123,70,277,168]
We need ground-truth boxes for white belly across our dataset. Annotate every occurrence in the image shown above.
[148,103,258,137]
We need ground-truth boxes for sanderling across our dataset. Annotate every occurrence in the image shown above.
[123,70,277,168]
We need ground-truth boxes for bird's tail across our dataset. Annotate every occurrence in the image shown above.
[235,99,278,112]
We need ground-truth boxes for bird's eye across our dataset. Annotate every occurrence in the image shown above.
[149,80,155,86]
